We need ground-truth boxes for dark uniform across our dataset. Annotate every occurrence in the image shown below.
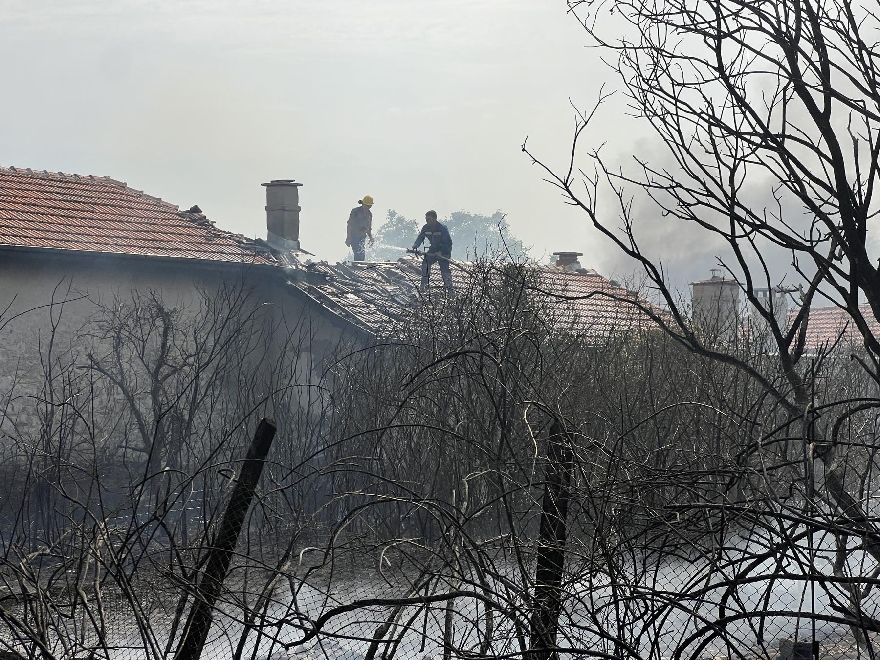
[413,222,453,291]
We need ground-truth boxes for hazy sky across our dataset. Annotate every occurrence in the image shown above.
[0,0,720,289]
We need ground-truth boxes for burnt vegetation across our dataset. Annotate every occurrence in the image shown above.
[0,256,873,660]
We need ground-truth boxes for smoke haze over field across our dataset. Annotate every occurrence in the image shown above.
[1,0,748,291]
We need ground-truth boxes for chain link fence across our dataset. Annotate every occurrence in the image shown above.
[2,468,879,660]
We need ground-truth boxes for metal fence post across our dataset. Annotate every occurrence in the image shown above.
[529,419,574,660]
[174,418,277,660]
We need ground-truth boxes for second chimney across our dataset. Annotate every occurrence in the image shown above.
[263,179,303,251]
[553,251,584,270]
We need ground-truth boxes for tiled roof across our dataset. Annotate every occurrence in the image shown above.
[290,257,660,337]
[0,167,277,265]
[288,260,420,332]
[800,304,880,349]
[532,267,657,336]
[0,165,660,336]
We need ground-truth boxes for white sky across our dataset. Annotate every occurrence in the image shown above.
[0,0,717,288]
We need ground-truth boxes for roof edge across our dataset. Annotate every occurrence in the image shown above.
[0,243,281,270]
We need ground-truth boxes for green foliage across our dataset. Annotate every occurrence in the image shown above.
[446,210,526,261]
[369,210,420,261]
[368,209,527,262]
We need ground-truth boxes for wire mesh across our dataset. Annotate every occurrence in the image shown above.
[2,517,880,660]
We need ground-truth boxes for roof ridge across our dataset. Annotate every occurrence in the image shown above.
[0,166,181,212]
[0,165,107,182]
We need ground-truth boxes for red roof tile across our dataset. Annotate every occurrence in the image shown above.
[532,267,658,336]
[798,304,880,349]
[0,167,277,265]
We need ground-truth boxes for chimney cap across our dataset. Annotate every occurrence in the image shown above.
[553,251,584,269]
[691,270,739,286]
[262,179,302,187]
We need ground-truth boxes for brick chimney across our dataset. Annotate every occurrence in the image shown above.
[263,179,302,251]
[553,251,583,270]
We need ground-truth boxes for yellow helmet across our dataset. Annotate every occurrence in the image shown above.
[362,195,374,206]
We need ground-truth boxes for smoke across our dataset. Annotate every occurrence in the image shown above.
[584,133,825,295]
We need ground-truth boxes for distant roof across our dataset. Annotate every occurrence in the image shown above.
[800,304,880,349]
[691,275,739,286]
[534,266,656,334]
[0,166,278,265]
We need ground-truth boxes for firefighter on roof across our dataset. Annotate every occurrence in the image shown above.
[412,210,453,292]
[346,195,374,261]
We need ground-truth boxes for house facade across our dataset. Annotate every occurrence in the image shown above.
[0,169,362,397]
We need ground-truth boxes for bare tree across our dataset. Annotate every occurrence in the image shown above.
[273,258,779,660]
[0,279,347,660]
[521,0,880,652]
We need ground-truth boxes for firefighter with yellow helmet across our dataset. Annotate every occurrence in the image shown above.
[346,195,374,261]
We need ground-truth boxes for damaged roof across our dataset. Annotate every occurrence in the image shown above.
[0,166,278,265]
[288,256,660,337]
